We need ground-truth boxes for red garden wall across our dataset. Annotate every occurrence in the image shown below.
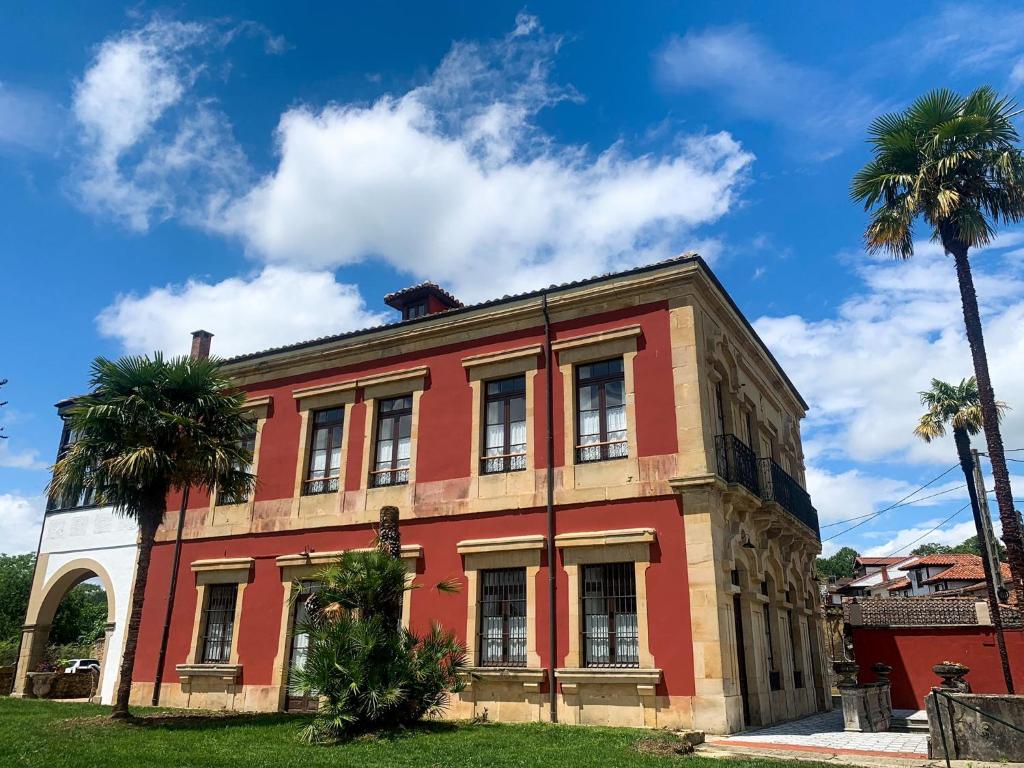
[852,626,1024,709]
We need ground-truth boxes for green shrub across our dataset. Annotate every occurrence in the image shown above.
[289,549,466,743]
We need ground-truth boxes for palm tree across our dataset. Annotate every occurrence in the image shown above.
[914,376,1013,693]
[852,86,1024,602]
[48,355,255,718]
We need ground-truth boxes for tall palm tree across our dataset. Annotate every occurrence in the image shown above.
[48,355,255,718]
[914,376,1013,693]
[852,86,1024,601]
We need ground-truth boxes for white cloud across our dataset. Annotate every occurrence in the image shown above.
[756,239,1024,466]
[0,440,48,470]
[0,493,45,554]
[862,519,982,558]
[77,15,752,303]
[96,266,387,357]
[807,466,914,526]
[655,26,886,158]
[70,18,250,230]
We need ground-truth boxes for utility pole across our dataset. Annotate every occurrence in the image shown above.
[963,447,1013,693]
[972,449,1007,601]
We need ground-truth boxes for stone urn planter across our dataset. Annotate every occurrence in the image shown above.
[933,662,970,692]
[833,660,859,688]
[26,671,59,698]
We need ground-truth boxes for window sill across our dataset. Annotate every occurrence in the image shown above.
[555,668,661,695]
[175,663,241,681]
[465,667,546,687]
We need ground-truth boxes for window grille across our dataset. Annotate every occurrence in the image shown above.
[201,584,238,664]
[575,358,628,463]
[481,376,527,474]
[581,562,639,667]
[478,568,527,666]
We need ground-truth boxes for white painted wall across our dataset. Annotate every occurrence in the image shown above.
[38,506,138,704]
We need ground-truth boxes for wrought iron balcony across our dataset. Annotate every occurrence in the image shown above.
[757,457,820,539]
[714,434,760,497]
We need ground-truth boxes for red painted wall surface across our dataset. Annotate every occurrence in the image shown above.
[133,496,694,700]
[167,301,674,515]
[852,626,1024,709]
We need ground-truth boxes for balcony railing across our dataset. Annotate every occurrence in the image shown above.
[714,434,760,497]
[713,434,820,540]
[757,457,820,539]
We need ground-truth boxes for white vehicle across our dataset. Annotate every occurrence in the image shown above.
[64,659,100,674]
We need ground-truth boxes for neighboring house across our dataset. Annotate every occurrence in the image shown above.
[898,554,1009,596]
[834,556,918,599]
[18,255,828,734]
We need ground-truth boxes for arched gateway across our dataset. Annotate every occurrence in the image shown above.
[14,504,138,704]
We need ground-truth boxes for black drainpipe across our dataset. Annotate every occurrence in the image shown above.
[542,293,557,724]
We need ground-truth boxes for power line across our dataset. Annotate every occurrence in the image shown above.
[822,463,960,543]
[819,483,967,529]
[886,503,972,557]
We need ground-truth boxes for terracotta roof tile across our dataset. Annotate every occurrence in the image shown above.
[899,554,980,570]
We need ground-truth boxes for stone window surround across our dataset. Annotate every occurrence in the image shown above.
[289,366,429,511]
[269,545,423,711]
[356,367,429,499]
[210,396,272,517]
[553,528,661,695]
[457,534,546,692]
[177,557,254,682]
[462,345,543,480]
[552,326,642,487]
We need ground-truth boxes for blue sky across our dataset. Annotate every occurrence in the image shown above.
[3,1,1024,557]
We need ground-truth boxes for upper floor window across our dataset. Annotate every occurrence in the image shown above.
[482,376,526,474]
[304,407,344,495]
[219,420,257,505]
[201,583,237,664]
[48,425,97,511]
[478,568,527,667]
[403,301,427,320]
[371,395,412,487]
[576,358,627,463]
[581,562,638,668]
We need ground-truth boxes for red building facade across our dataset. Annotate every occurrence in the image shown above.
[115,255,826,732]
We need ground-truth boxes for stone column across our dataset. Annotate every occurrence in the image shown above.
[11,624,49,699]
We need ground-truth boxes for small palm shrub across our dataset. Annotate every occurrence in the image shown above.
[289,549,467,743]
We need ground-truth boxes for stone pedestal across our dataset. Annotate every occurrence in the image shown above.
[833,660,892,732]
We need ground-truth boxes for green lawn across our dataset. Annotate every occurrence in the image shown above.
[0,697,818,768]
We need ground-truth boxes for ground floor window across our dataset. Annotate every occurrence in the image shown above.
[201,584,237,663]
[478,568,527,666]
[581,562,638,667]
[286,581,321,712]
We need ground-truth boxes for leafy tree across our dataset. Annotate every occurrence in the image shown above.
[50,583,107,646]
[0,553,34,643]
[816,547,860,581]
[49,355,255,718]
[911,542,953,556]
[290,548,466,743]
[914,376,1013,692]
[852,87,1024,602]
[951,534,1007,559]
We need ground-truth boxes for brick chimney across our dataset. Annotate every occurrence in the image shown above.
[190,330,213,359]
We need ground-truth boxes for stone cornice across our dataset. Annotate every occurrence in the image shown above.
[554,528,655,548]
[456,534,546,555]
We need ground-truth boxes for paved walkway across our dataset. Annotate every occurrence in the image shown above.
[707,710,929,758]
